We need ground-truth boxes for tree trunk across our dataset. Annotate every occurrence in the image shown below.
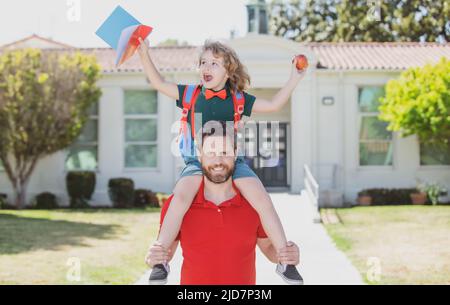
[14,179,28,209]
[1,144,40,209]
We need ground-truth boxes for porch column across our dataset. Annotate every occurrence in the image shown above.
[290,77,315,193]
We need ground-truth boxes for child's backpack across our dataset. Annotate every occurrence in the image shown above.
[178,84,245,157]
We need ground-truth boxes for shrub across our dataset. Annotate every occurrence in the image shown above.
[34,192,58,209]
[0,193,8,209]
[357,190,370,197]
[424,182,447,205]
[148,191,160,208]
[134,189,160,208]
[66,171,96,208]
[108,178,134,208]
[0,194,16,210]
[359,188,420,205]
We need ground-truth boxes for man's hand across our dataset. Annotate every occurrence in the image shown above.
[144,241,170,267]
[277,241,300,265]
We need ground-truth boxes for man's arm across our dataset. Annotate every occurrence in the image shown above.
[137,38,179,100]
[145,240,179,267]
[168,240,179,262]
[257,238,279,264]
[252,58,307,113]
[257,239,301,265]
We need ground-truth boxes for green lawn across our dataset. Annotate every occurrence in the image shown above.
[323,206,450,285]
[0,208,161,284]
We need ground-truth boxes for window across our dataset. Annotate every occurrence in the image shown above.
[248,7,256,32]
[420,142,450,166]
[65,103,99,171]
[124,90,158,168]
[259,8,268,34]
[358,86,393,166]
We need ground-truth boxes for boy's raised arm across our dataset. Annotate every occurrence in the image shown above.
[252,58,307,113]
[137,38,179,100]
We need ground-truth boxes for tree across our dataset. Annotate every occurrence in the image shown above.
[268,0,450,42]
[378,57,450,148]
[0,49,102,208]
[269,0,338,42]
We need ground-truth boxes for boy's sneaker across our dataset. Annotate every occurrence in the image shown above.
[149,263,170,285]
[276,264,304,285]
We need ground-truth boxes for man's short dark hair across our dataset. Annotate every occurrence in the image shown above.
[201,120,237,151]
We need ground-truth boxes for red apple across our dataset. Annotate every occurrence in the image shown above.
[293,54,308,71]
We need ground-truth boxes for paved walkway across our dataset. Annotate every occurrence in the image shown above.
[136,191,364,285]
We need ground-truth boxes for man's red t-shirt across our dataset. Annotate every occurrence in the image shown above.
[160,180,267,285]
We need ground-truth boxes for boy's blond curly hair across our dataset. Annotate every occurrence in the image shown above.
[199,40,251,94]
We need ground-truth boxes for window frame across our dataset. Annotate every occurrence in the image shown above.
[417,139,450,169]
[122,89,159,171]
[64,103,100,173]
[356,85,395,169]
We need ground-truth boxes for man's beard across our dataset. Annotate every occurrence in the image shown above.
[202,163,235,184]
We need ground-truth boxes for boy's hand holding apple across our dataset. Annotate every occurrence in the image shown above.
[290,54,308,82]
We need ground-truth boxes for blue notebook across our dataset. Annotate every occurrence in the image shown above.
[95,5,142,50]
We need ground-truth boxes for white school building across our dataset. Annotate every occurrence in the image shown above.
[0,33,449,207]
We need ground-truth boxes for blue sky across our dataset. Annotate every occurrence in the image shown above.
[0,0,251,47]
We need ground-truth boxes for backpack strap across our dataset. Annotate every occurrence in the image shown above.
[179,85,201,156]
[232,90,246,131]
[181,85,199,119]
[180,85,201,135]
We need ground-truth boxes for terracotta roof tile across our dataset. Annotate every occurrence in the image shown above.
[0,34,75,50]
[1,39,449,72]
[74,46,201,73]
[307,42,450,70]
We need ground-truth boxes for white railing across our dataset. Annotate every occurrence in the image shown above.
[312,163,338,190]
[304,164,321,223]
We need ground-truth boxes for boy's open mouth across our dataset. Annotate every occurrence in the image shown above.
[203,74,213,83]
